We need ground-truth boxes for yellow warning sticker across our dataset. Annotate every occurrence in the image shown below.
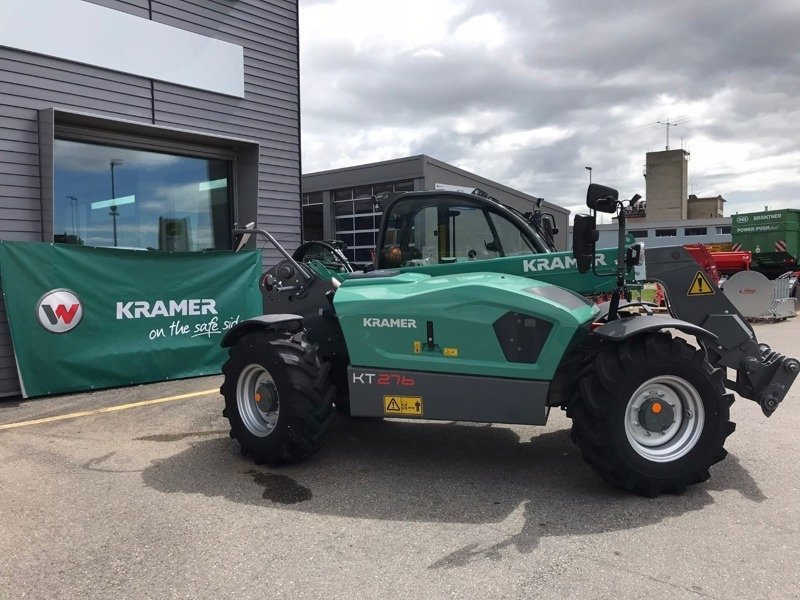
[687,271,715,296]
[384,395,423,416]
[413,341,422,354]
[443,347,459,357]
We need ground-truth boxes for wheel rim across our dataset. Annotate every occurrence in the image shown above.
[236,364,280,438]
[624,375,705,462]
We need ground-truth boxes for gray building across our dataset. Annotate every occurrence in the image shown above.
[688,194,725,219]
[644,149,690,221]
[0,0,301,396]
[301,155,570,266]
[568,216,732,249]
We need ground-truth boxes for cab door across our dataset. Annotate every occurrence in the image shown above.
[376,192,542,269]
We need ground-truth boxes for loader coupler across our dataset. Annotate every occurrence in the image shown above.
[736,343,799,417]
[347,367,550,425]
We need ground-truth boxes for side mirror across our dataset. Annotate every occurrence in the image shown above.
[586,183,619,214]
[542,215,559,236]
[572,214,598,274]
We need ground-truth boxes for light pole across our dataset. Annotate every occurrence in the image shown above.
[585,166,592,184]
[67,195,79,237]
[110,159,123,247]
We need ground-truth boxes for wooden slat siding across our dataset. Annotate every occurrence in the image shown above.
[0,294,16,397]
[86,0,150,18]
[150,100,298,134]
[0,57,153,100]
[0,383,21,396]
[0,187,40,200]
[0,0,300,395]
[0,199,43,209]
[0,209,42,222]
[0,221,43,233]
[0,232,40,242]
[155,3,297,51]
[2,151,39,167]
[0,163,41,177]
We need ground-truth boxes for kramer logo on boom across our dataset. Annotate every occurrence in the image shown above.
[523,254,606,272]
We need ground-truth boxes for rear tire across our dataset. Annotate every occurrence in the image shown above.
[221,329,335,466]
[567,332,735,496]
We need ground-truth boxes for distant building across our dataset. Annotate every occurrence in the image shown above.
[568,216,732,249]
[688,194,725,219]
[644,149,690,221]
[302,155,570,265]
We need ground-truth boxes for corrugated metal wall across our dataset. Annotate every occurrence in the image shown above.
[0,0,300,396]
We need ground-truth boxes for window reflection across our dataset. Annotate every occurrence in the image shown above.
[54,140,232,251]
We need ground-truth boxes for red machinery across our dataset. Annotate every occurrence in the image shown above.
[683,244,722,283]
[709,251,752,275]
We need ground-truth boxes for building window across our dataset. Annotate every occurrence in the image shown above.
[393,180,414,192]
[332,179,414,266]
[655,228,677,237]
[716,226,731,235]
[53,139,232,251]
[630,230,649,238]
[685,227,707,236]
[302,192,324,241]
[303,192,323,205]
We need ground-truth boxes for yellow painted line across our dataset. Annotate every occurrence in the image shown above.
[0,388,218,431]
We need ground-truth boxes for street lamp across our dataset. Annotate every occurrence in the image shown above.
[67,195,79,237]
[110,159,124,247]
[585,166,592,184]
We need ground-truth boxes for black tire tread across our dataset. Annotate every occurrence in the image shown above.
[220,329,335,466]
[569,332,735,496]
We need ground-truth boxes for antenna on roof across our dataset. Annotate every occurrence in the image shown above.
[658,120,678,150]
[646,116,695,150]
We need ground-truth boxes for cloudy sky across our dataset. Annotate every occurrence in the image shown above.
[298,0,800,218]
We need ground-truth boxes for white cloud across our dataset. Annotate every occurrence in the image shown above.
[299,0,800,215]
[453,13,508,50]
[479,126,574,153]
[301,0,464,56]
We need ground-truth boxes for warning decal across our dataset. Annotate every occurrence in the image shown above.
[688,271,715,296]
[384,395,423,416]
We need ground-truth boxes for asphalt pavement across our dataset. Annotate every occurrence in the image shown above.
[1,318,799,599]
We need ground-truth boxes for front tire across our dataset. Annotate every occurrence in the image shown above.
[221,329,335,466]
[568,333,735,496]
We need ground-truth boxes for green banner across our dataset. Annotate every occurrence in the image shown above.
[0,242,263,397]
[732,210,798,234]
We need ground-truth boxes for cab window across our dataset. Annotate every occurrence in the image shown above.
[379,197,536,268]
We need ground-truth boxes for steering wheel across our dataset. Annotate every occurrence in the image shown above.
[292,241,354,273]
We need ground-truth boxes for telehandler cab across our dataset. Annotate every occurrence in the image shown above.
[219,184,798,496]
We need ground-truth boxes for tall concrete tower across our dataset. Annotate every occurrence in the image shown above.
[644,149,689,221]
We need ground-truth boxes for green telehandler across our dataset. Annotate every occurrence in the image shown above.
[219,184,799,496]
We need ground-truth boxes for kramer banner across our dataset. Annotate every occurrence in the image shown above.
[0,242,263,397]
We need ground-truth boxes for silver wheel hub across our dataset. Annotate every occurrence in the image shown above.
[624,375,705,462]
[237,364,280,438]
